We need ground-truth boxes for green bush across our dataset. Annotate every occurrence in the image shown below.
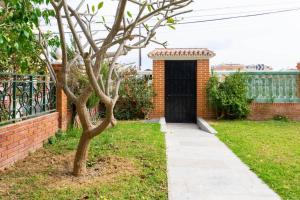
[114,70,154,120]
[207,73,251,119]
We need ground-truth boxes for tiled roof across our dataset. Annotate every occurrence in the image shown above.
[148,48,215,60]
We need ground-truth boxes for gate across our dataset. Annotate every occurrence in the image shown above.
[165,60,196,123]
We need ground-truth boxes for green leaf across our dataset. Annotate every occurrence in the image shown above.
[20,60,28,73]
[4,35,10,42]
[14,42,19,50]
[23,30,30,38]
[168,25,176,30]
[167,17,175,24]
[92,5,95,13]
[147,5,152,12]
[35,9,42,17]
[98,2,104,10]
[127,11,132,18]
[0,36,4,45]
[102,16,106,23]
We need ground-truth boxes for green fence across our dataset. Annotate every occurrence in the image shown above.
[0,73,56,125]
[214,71,300,103]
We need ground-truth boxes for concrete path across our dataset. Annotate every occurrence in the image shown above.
[166,123,281,200]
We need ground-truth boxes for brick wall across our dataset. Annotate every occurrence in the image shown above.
[196,59,214,119]
[249,103,300,121]
[248,64,300,121]
[0,112,59,170]
[0,63,68,170]
[150,59,214,120]
[150,60,165,118]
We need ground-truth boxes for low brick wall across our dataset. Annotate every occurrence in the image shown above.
[0,112,59,170]
[249,103,300,121]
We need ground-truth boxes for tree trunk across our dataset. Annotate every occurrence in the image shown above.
[73,132,91,176]
[70,103,77,128]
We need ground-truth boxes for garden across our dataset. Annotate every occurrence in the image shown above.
[0,122,167,200]
[1,0,300,199]
[0,0,176,199]
[207,71,300,200]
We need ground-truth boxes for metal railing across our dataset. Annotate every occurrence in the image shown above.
[0,73,56,125]
[213,71,300,103]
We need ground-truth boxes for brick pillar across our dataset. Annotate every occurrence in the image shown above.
[150,60,165,119]
[52,63,68,131]
[196,59,213,119]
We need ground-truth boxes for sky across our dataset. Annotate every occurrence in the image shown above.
[44,0,300,70]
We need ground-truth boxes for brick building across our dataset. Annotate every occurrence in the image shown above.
[148,48,215,122]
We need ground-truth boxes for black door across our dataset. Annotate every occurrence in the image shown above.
[165,60,196,123]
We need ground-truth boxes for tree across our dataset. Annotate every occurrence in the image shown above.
[37,0,192,176]
[0,0,56,73]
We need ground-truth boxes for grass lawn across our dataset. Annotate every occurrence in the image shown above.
[212,120,300,200]
[0,122,167,200]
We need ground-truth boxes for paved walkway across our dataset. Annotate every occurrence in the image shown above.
[166,123,281,200]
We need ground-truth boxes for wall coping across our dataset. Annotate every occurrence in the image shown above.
[251,102,300,105]
[148,48,215,60]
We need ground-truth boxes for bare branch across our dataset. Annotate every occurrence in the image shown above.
[51,0,77,102]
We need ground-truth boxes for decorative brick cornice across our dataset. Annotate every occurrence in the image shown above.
[148,48,216,60]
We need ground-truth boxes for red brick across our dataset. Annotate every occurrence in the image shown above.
[150,60,165,118]
[0,112,60,169]
[150,59,214,120]
[249,103,300,121]
[196,59,214,119]
[0,156,17,168]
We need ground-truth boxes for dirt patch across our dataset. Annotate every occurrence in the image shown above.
[48,154,137,189]
[0,148,138,193]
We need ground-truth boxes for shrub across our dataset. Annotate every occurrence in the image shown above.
[207,72,251,119]
[66,63,154,121]
[114,69,154,120]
